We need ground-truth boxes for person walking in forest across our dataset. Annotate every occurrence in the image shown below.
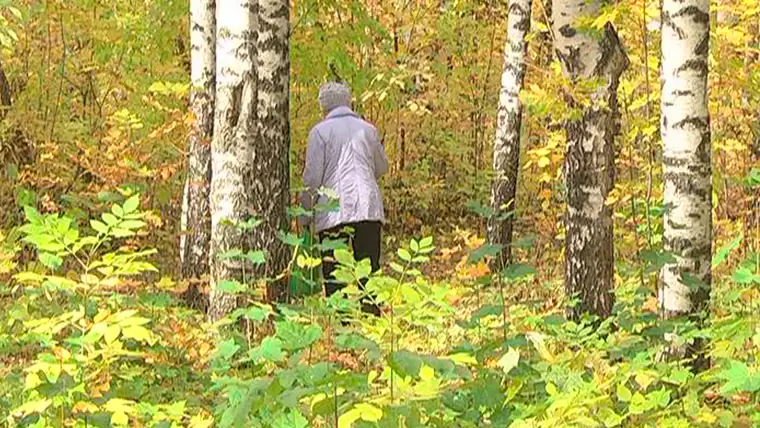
[301,82,388,315]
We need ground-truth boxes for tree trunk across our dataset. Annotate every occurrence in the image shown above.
[552,2,629,319]
[208,0,258,322]
[659,0,711,320]
[254,0,291,303]
[180,0,215,309]
[487,0,532,270]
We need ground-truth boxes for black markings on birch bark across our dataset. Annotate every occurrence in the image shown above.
[552,0,629,320]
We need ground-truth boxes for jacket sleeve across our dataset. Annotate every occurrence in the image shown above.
[371,127,388,178]
[301,128,325,213]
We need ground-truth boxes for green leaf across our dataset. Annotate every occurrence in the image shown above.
[250,337,285,363]
[110,228,134,238]
[102,213,119,226]
[712,234,742,267]
[640,250,676,273]
[390,262,405,274]
[334,249,355,266]
[278,231,305,247]
[717,409,735,428]
[732,267,758,284]
[217,249,244,260]
[355,258,372,279]
[599,407,623,427]
[272,409,309,428]
[122,195,140,214]
[717,360,760,395]
[23,205,43,225]
[616,383,632,402]
[120,220,146,230]
[647,388,671,408]
[465,200,495,218]
[91,220,109,235]
[468,244,503,264]
[628,392,652,414]
[216,280,247,294]
[242,305,271,322]
[39,252,63,270]
[682,273,709,291]
[275,321,322,351]
[397,248,412,262]
[501,263,536,280]
[8,6,22,19]
[213,339,241,362]
[244,250,266,265]
[315,237,348,252]
[336,333,381,361]
[420,236,434,248]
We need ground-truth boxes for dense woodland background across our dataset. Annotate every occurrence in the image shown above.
[0,0,760,426]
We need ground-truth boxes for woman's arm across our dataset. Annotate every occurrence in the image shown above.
[371,127,388,178]
[302,128,325,211]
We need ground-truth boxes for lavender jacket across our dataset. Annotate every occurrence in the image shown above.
[301,106,388,233]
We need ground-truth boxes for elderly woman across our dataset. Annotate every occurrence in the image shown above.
[301,82,388,315]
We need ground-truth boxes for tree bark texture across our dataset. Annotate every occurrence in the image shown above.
[180,0,215,309]
[487,0,532,270]
[659,0,711,317]
[552,1,629,319]
[208,0,258,322]
[254,0,291,303]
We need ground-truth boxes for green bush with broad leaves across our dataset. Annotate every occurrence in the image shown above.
[2,196,760,427]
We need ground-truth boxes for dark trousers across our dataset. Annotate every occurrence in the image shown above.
[320,221,381,315]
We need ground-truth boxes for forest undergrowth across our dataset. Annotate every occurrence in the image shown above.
[1,191,760,427]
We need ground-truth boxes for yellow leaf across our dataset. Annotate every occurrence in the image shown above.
[104,325,121,344]
[339,403,383,428]
[111,411,129,426]
[189,412,214,428]
[697,409,717,424]
[339,408,362,428]
[121,326,152,343]
[497,347,520,375]
[527,332,555,363]
[634,371,655,390]
[81,273,100,285]
[444,353,478,366]
[419,365,435,381]
[13,398,52,417]
[25,373,42,390]
[546,382,559,396]
[72,401,99,414]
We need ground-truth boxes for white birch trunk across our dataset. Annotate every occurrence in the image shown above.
[659,0,711,316]
[208,0,258,322]
[254,0,291,302]
[552,0,629,319]
[180,0,215,308]
[487,0,532,269]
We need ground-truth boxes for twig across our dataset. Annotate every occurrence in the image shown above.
[48,15,67,143]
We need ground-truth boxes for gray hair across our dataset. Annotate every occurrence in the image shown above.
[318,82,352,113]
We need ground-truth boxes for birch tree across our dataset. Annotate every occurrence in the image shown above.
[488,0,532,268]
[180,0,215,308]
[253,0,290,302]
[659,0,711,320]
[552,2,629,319]
[208,0,257,321]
